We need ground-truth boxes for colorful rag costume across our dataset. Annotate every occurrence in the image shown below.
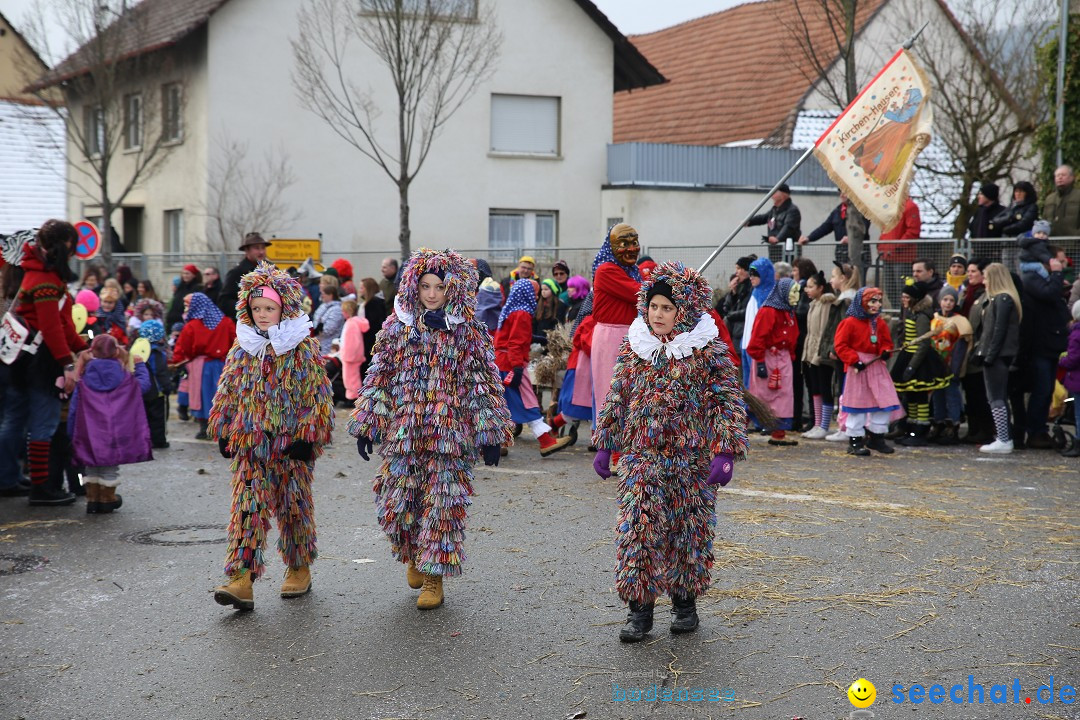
[348,249,514,578]
[208,262,334,580]
[590,229,642,414]
[173,292,235,420]
[593,262,748,604]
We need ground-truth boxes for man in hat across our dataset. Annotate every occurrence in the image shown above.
[968,182,1004,239]
[500,255,536,300]
[1043,164,1080,259]
[218,232,272,320]
[746,183,801,263]
[944,254,967,293]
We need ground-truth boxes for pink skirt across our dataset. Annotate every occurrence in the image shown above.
[186,356,207,412]
[590,323,630,410]
[571,351,593,408]
[841,351,902,413]
[747,348,793,418]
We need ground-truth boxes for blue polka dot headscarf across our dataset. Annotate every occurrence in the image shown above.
[183,292,224,330]
[497,278,538,329]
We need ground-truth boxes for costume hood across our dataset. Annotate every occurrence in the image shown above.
[636,261,712,334]
[395,248,479,321]
[237,261,306,326]
[749,256,776,305]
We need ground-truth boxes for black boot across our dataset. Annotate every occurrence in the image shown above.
[195,418,209,440]
[669,594,699,634]
[926,421,943,444]
[865,430,894,454]
[885,419,907,440]
[28,482,76,506]
[567,422,579,446]
[938,422,959,446]
[619,600,655,643]
[900,423,930,446]
[847,435,871,456]
[177,405,190,422]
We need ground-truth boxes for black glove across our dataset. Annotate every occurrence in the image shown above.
[482,445,501,467]
[286,439,314,462]
[969,354,984,367]
[853,361,867,371]
[218,438,233,459]
[880,349,891,361]
[984,355,997,367]
[356,435,373,461]
[422,309,447,330]
[756,362,768,379]
[506,366,524,389]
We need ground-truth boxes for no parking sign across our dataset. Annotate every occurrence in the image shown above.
[73,220,101,260]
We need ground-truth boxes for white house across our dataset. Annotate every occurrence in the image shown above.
[31,0,662,275]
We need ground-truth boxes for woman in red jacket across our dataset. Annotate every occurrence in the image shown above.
[494,279,571,457]
[0,221,88,505]
[171,292,236,439]
[746,276,800,446]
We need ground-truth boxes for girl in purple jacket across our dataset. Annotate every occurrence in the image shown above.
[68,335,153,513]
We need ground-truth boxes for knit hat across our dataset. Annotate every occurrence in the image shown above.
[90,334,118,359]
[330,258,354,281]
[646,280,674,305]
[139,319,165,343]
[250,285,282,308]
[183,264,199,275]
[75,288,99,312]
[978,182,999,202]
[552,259,570,275]
[939,286,959,303]
[1032,219,1051,236]
[776,183,791,194]
[170,322,184,334]
[541,278,561,297]
[518,255,535,265]
[902,280,929,302]
[636,261,712,334]
[238,262,306,324]
[949,254,967,268]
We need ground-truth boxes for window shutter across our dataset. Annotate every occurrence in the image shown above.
[490,95,559,155]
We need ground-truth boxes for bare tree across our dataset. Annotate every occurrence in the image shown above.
[779,0,861,111]
[18,0,185,269]
[291,0,501,262]
[202,134,302,252]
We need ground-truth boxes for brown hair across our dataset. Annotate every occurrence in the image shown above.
[341,299,358,317]
[360,277,379,301]
[321,283,341,300]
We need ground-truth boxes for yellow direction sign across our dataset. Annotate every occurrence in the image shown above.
[266,239,321,266]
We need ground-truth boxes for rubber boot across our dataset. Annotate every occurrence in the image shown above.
[214,570,254,611]
[280,566,312,598]
[406,560,424,589]
[537,431,572,457]
[619,599,655,643]
[195,418,209,440]
[900,423,930,447]
[865,431,894,454]
[98,485,123,513]
[417,574,444,610]
[84,482,102,514]
[669,594,699,634]
[847,435,871,456]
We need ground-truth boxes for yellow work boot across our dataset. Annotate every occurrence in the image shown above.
[416,574,444,610]
[280,566,312,598]
[214,570,254,611]
[406,560,424,589]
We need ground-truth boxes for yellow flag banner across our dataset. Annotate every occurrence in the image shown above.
[813,49,932,229]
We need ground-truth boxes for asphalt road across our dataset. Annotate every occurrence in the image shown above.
[2,411,1078,720]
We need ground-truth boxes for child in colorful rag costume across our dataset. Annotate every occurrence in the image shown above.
[746,276,801,446]
[495,278,573,457]
[833,287,901,456]
[349,249,514,610]
[209,262,334,611]
[592,262,748,643]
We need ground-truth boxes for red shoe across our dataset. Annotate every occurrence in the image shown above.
[537,431,572,457]
[550,413,566,430]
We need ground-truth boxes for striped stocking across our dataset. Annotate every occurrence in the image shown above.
[27,440,50,485]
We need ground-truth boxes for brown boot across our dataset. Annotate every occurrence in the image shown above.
[84,482,101,514]
[417,574,444,610]
[406,560,424,589]
[280,566,312,598]
[214,570,254,610]
[98,485,123,513]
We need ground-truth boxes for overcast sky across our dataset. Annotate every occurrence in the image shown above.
[5,0,749,64]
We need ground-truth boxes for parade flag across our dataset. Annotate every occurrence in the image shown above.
[813,49,932,229]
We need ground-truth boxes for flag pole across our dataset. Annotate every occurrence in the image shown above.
[697,146,814,274]
[698,20,931,276]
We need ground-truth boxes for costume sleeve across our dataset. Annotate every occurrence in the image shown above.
[347,322,400,442]
[906,312,932,370]
[706,342,749,459]
[291,338,335,453]
[171,323,195,365]
[207,345,243,442]
[133,361,152,394]
[27,282,76,362]
[503,311,532,368]
[594,263,641,305]
[591,342,632,451]
[833,318,859,369]
[464,323,514,449]
[745,307,776,362]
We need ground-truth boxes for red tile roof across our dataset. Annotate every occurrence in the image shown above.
[614,0,888,147]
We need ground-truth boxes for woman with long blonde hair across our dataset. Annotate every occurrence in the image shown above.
[970,263,1021,454]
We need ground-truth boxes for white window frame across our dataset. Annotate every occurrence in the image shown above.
[124,92,143,150]
[162,82,183,143]
[85,105,104,157]
[489,94,561,158]
[488,209,558,262]
[164,209,183,257]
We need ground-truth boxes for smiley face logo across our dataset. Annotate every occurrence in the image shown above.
[847,678,876,708]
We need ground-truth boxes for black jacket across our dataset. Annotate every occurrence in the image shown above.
[749,198,801,244]
[719,279,752,344]
[218,258,259,320]
[1020,269,1070,357]
[968,201,1004,238]
[988,199,1037,237]
[806,203,871,264]
[974,293,1020,364]
[165,280,203,327]
[201,278,223,305]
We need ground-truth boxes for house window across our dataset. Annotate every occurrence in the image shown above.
[488,210,557,261]
[490,94,560,156]
[164,209,183,256]
[162,82,183,142]
[124,93,143,150]
[84,105,104,156]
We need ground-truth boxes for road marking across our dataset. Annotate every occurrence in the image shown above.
[482,466,549,476]
[726,488,908,510]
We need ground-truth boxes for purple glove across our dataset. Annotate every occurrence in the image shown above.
[593,449,612,479]
[707,453,734,487]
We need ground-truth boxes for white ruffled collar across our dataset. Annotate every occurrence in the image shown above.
[627,313,718,364]
[393,294,466,328]
[236,315,314,359]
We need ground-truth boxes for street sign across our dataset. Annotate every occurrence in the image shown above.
[266,239,321,266]
[73,220,101,260]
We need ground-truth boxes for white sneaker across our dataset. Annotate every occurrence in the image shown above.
[825,430,847,442]
[802,426,829,439]
[979,439,1014,454]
